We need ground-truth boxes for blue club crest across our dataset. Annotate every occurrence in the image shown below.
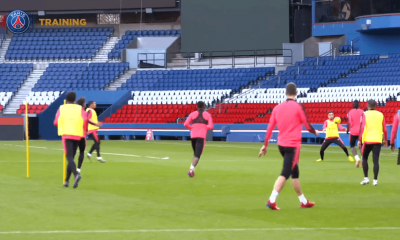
[7,10,30,34]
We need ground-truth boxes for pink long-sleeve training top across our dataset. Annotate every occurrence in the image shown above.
[391,112,400,144]
[184,110,214,139]
[264,99,316,147]
[347,108,364,136]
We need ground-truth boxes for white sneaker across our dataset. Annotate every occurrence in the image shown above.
[360,179,369,185]
[373,180,378,186]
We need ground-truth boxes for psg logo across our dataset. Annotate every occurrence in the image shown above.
[6,10,30,34]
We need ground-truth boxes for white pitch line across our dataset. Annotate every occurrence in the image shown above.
[102,152,141,158]
[2,144,169,160]
[0,227,400,235]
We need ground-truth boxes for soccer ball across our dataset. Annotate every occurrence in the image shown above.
[334,117,341,124]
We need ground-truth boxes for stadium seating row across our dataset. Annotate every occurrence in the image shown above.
[119,68,274,91]
[16,104,49,114]
[263,55,379,89]
[103,100,400,125]
[105,104,196,123]
[32,63,129,92]
[132,90,231,97]
[127,90,230,106]
[6,27,113,61]
[0,93,12,106]
[0,64,33,93]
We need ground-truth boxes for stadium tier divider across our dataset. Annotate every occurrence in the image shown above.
[109,29,181,60]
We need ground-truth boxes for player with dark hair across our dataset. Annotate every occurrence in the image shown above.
[260,82,318,210]
[86,101,105,163]
[54,92,87,188]
[184,101,213,178]
[316,111,353,162]
[359,99,387,186]
[347,100,364,167]
[76,97,102,174]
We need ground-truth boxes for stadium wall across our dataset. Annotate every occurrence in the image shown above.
[359,33,400,55]
[98,91,132,121]
[0,116,24,141]
[355,14,400,55]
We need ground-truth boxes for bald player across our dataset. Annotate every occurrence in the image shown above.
[347,100,364,167]
[358,99,387,186]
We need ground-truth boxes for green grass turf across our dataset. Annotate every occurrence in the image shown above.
[0,140,400,240]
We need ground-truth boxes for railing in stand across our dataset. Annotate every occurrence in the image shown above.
[137,49,293,70]
[351,37,361,55]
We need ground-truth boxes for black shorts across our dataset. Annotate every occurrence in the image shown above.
[278,146,300,179]
[350,135,359,148]
[191,138,205,158]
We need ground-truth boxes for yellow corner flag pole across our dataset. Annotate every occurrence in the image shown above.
[25,101,30,178]
[63,100,66,183]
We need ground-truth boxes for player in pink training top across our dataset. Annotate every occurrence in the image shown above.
[184,101,214,178]
[390,110,400,165]
[259,83,319,210]
[347,100,364,167]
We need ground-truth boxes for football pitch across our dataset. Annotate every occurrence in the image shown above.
[0,140,399,240]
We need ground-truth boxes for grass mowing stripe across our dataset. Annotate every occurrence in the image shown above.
[1,227,400,235]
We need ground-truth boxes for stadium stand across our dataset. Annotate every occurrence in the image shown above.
[32,62,130,92]
[262,55,379,89]
[128,90,231,105]
[4,32,400,128]
[0,63,33,93]
[108,29,181,60]
[0,63,33,113]
[17,103,49,114]
[0,92,12,112]
[119,67,275,91]
[104,88,240,123]
[105,103,197,123]
[5,27,113,61]
[209,54,400,124]
[103,67,274,123]
[81,52,400,125]
[11,62,129,114]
